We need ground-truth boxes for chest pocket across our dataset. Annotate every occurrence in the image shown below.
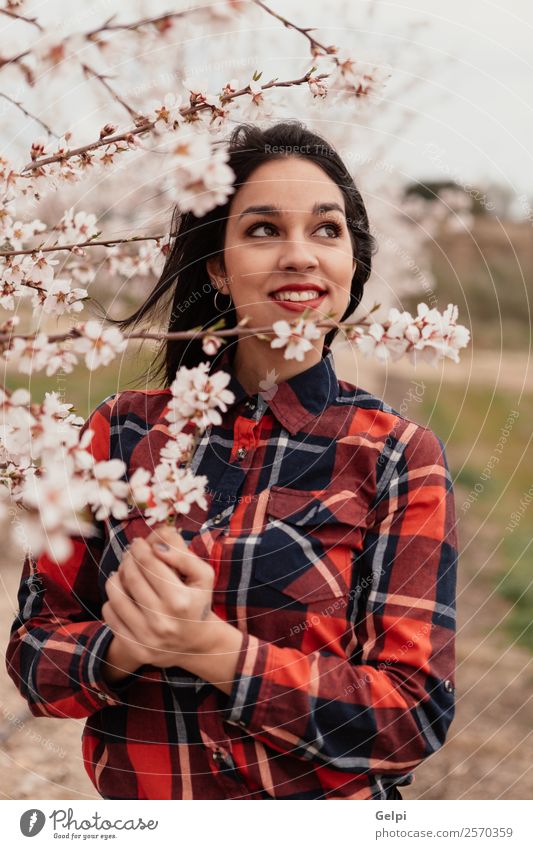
[252,485,369,605]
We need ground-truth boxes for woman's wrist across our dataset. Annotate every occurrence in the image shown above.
[101,635,142,685]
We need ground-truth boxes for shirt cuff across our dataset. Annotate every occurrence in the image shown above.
[222,631,273,733]
[80,624,139,708]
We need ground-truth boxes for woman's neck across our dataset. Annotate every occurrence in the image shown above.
[231,337,325,396]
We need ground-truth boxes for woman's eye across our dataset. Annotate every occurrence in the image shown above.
[317,222,342,238]
[247,221,342,238]
[247,222,278,237]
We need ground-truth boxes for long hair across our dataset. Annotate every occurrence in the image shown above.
[103,120,376,386]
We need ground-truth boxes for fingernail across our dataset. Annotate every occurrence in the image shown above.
[154,542,169,552]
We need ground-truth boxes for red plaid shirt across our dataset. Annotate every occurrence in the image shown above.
[6,343,458,799]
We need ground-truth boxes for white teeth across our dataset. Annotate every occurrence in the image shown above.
[272,290,325,302]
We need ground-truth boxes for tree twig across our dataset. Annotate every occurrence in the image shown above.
[85,8,201,38]
[0,7,43,30]
[252,0,337,58]
[0,92,59,137]
[81,62,141,122]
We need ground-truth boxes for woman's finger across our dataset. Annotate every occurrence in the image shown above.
[118,554,162,615]
[105,571,150,634]
[127,538,188,598]
[148,530,214,588]
[102,599,140,646]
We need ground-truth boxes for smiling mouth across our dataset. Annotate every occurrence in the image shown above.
[269,290,327,303]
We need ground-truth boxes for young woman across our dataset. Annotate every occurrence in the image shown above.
[6,121,458,800]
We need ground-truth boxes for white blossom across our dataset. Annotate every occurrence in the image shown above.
[71,321,127,370]
[0,274,25,310]
[239,78,274,121]
[147,93,183,130]
[35,278,88,315]
[350,303,470,365]
[25,251,59,286]
[18,460,94,561]
[145,465,208,526]
[56,208,99,244]
[168,129,235,216]
[308,76,328,98]
[160,433,195,462]
[128,467,152,506]
[85,459,130,520]
[166,361,235,433]
[270,317,322,361]
[202,333,224,355]
[0,216,46,250]
[4,333,57,374]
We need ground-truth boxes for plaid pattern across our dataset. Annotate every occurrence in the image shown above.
[6,342,458,799]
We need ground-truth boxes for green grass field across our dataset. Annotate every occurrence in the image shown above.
[415,382,533,652]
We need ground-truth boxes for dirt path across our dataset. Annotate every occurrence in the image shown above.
[1,354,531,799]
[0,545,99,800]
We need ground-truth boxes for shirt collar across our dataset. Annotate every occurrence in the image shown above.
[209,342,339,436]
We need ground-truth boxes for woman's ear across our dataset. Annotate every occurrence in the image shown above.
[206,256,229,294]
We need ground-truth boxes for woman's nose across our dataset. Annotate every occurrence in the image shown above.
[277,236,319,271]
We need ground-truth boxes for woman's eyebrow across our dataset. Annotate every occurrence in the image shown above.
[237,202,345,220]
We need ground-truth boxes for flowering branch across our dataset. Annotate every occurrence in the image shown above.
[19,70,326,175]
[251,0,389,98]
[0,303,470,374]
[0,231,171,258]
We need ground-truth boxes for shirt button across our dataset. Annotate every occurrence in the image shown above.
[444,679,455,693]
[245,399,256,411]
[237,447,247,460]
[212,512,224,525]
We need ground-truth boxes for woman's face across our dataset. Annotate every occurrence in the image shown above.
[207,157,356,336]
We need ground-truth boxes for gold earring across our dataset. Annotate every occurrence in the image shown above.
[213,281,233,311]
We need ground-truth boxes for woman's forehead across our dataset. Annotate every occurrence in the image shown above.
[229,158,345,215]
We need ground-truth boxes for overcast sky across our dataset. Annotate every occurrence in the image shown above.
[322,0,533,198]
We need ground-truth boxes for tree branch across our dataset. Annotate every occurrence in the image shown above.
[0,313,377,345]
[20,70,326,174]
[0,232,172,259]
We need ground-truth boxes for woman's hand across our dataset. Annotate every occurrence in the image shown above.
[101,525,218,671]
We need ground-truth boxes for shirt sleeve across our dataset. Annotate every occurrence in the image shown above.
[223,424,458,775]
[5,393,138,719]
